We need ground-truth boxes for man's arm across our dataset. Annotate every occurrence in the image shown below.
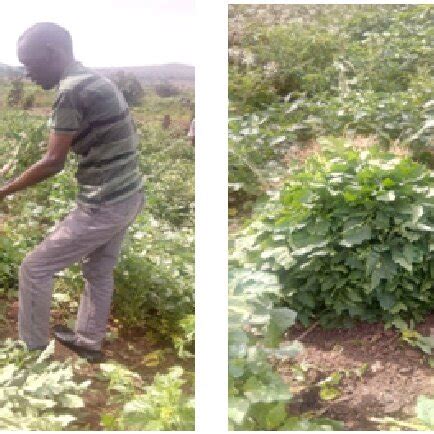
[0,131,73,199]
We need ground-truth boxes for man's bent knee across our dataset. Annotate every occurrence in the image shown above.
[19,251,50,281]
[19,253,36,278]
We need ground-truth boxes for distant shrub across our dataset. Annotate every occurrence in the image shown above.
[112,71,145,106]
[7,79,24,107]
[22,94,35,110]
[155,82,180,98]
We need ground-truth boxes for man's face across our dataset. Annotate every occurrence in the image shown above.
[17,39,63,90]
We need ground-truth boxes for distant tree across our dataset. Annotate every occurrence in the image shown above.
[155,82,180,98]
[7,79,24,107]
[111,71,145,106]
[23,94,36,110]
[162,114,171,129]
[180,97,191,107]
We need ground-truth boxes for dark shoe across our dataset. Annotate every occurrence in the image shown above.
[53,324,103,363]
[27,344,48,351]
[53,324,76,344]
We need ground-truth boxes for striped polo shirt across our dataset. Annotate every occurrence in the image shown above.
[48,61,144,206]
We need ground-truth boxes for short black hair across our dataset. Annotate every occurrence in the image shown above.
[19,22,73,56]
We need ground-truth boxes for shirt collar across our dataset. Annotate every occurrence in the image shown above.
[59,60,86,81]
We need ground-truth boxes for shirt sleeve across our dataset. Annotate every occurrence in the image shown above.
[48,90,82,134]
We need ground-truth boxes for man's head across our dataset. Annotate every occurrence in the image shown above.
[17,23,74,90]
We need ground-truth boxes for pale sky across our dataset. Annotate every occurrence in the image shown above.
[0,0,195,67]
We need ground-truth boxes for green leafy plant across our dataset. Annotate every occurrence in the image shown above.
[100,364,194,431]
[113,211,194,348]
[233,139,434,327]
[228,268,342,430]
[318,372,342,401]
[171,314,195,358]
[0,339,90,430]
[388,318,434,355]
[137,123,194,228]
[0,234,20,297]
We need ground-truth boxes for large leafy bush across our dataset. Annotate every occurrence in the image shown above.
[233,139,434,327]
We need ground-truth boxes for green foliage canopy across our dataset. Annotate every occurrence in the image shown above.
[233,140,434,327]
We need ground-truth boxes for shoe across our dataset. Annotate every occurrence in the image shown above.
[53,324,103,363]
[27,344,48,351]
[53,324,76,344]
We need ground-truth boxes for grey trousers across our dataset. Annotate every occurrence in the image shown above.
[18,191,145,350]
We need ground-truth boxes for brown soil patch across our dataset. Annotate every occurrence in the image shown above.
[284,135,383,168]
[26,107,51,116]
[276,316,434,430]
[283,139,323,166]
[0,298,193,431]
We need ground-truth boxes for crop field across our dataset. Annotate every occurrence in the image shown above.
[229,5,434,430]
[0,77,195,430]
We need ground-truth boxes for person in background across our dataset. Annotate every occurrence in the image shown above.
[188,117,195,146]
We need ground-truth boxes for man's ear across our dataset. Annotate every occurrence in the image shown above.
[45,43,63,64]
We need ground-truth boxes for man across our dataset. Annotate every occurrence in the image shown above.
[188,117,195,146]
[0,22,145,362]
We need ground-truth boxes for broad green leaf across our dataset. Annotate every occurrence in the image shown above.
[228,359,245,378]
[417,396,434,427]
[377,190,395,201]
[0,364,18,384]
[25,396,57,409]
[378,292,396,310]
[261,247,296,269]
[243,375,292,403]
[269,341,303,359]
[340,225,371,247]
[412,205,424,223]
[252,402,287,430]
[292,240,329,257]
[228,397,250,425]
[35,340,55,364]
[59,393,84,409]
[320,385,341,401]
[392,247,413,272]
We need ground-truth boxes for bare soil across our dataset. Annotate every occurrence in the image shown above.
[276,316,434,430]
[0,298,193,431]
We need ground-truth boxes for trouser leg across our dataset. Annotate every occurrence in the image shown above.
[75,227,128,350]
[18,207,97,349]
[18,191,145,350]
[18,258,55,349]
